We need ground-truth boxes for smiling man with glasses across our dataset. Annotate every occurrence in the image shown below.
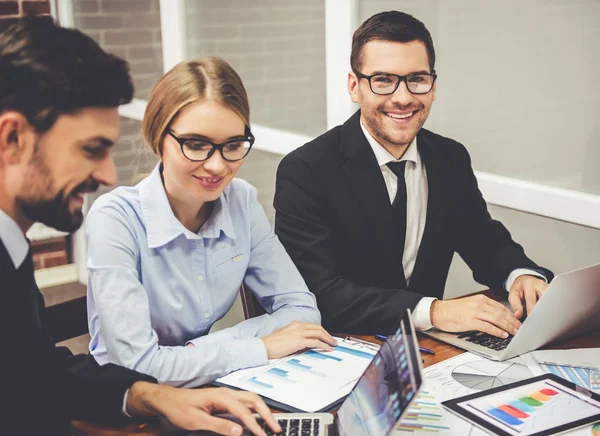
[274,11,552,339]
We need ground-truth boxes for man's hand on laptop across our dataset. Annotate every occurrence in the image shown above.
[430,295,521,338]
[126,383,281,436]
[261,321,337,359]
[508,275,549,319]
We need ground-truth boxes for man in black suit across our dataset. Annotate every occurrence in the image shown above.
[274,11,552,336]
[0,17,280,436]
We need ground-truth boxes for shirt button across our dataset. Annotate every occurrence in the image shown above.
[197,275,204,282]
[203,313,210,319]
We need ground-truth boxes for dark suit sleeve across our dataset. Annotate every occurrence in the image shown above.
[63,350,156,423]
[3,281,156,430]
[41,293,157,424]
[451,143,553,293]
[274,153,423,335]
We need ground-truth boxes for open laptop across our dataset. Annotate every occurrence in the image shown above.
[195,309,423,436]
[424,263,600,361]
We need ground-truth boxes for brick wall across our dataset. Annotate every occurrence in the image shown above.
[73,0,164,100]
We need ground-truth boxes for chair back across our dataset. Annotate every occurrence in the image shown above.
[240,283,266,319]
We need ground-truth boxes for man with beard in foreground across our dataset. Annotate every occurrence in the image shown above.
[0,17,280,436]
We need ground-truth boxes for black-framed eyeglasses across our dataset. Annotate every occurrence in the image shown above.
[167,126,255,162]
[356,71,437,95]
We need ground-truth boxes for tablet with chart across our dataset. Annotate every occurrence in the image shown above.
[395,352,533,435]
[214,337,377,412]
[443,374,600,436]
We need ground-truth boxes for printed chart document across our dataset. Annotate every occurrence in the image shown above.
[394,352,491,435]
[522,351,600,395]
[529,348,600,370]
[214,337,378,412]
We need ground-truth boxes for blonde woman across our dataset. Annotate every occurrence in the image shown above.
[85,57,334,387]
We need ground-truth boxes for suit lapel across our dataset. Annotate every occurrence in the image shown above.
[410,131,447,288]
[340,112,406,286]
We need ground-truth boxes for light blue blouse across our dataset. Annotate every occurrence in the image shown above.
[86,163,320,387]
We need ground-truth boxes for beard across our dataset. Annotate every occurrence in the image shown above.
[363,101,428,150]
[15,145,99,233]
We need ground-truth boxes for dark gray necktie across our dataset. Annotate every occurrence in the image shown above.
[386,161,408,252]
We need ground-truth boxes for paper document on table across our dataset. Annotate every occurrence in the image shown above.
[530,348,600,370]
[522,351,600,395]
[213,337,378,413]
[394,351,536,435]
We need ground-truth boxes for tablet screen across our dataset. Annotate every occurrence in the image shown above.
[444,374,600,436]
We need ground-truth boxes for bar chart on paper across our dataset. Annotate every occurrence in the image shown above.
[215,339,377,412]
[541,363,600,394]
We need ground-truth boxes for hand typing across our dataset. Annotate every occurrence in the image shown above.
[127,383,281,436]
[508,275,548,319]
[430,294,521,338]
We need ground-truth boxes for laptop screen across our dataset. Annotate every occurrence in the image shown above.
[337,310,423,436]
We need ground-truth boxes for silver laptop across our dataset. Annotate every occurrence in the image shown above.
[424,263,600,361]
[193,309,423,436]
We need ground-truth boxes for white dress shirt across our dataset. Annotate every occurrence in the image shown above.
[359,123,545,330]
[86,164,320,388]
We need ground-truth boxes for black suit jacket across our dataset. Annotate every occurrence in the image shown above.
[1,238,155,435]
[274,111,552,335]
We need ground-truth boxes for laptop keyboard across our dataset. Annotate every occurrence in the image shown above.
[257,417,322,436]
[457,331,514,351]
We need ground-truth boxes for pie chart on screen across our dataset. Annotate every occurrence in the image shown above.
[451,357,532,390]
[592,422,600,435]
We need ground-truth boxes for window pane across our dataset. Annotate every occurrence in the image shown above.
[184,0,327,137]
[360,0,600,195]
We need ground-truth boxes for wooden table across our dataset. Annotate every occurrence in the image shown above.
[72,328,600,435]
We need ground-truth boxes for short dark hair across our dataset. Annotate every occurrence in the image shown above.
[0,16,133,133]
[351,11,436,74]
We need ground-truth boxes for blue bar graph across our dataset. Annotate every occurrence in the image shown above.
[247,376,273,389]
[265,367,296,383]
[304,350,343,361]
[269,368,288,377]
[288,358,311,370]
[284,359,326,377]
[334,345,375,359]
[509,400,535,413]
[284,359,327,377]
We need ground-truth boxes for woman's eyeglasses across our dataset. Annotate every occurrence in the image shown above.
[167,126,254,162]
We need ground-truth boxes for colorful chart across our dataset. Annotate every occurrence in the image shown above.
[396,391,452,433]
[485,387,559,426]
[592,421,600,435]
[452,358,532,390]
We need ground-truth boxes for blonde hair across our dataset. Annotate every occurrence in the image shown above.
[142,57,250,157]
